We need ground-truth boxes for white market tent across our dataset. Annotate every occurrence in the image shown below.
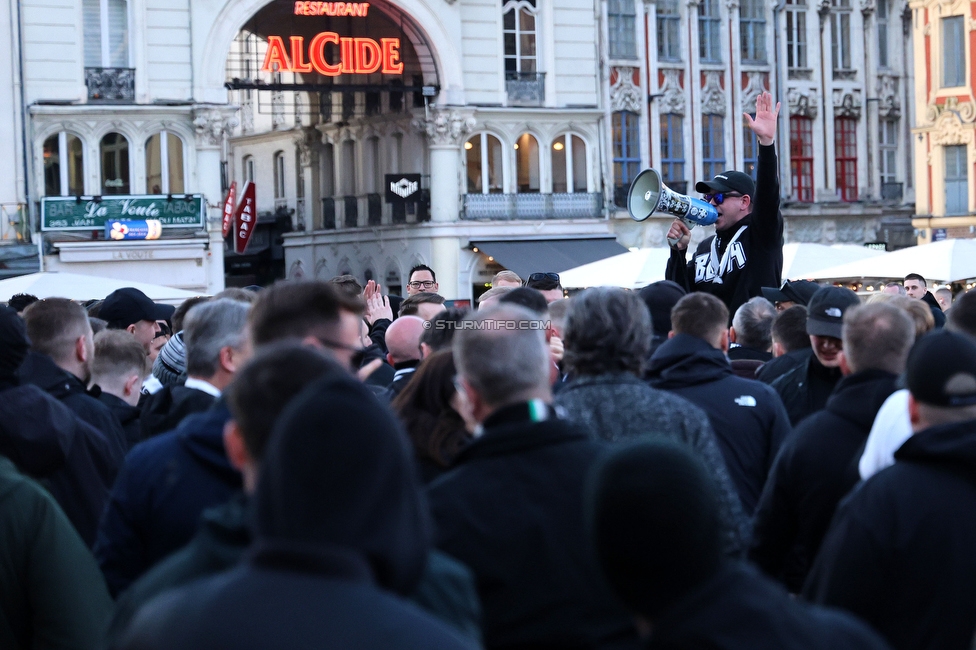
[781,243,886,279]
[0,272,204,305]
[804,239,976,283]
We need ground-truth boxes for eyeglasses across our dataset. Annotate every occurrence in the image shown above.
[528,272,560,283]
[407,280,437,289]
[702,192,743,205]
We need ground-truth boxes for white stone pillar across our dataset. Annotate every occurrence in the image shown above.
[430,235,463,300]
[416,108,475,223]
[192,106,238,294]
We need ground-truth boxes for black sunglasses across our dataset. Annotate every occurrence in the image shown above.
[528,272,560,283]
[702,192,743,205]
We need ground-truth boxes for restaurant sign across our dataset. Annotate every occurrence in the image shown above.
[42,195,206,231]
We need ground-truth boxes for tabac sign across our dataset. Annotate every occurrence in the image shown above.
[42,195,206,231]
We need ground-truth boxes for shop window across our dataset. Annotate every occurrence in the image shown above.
[612,111,640,207]
[43,133,85,196]
[465,133,504,194]
[100,132,129,195]
[515,133,540,193]
[145,131,184,194]
[790,116,814,202]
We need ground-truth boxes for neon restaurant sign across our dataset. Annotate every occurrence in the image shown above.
[261,33,403,76]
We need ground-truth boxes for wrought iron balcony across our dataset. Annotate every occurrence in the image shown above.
[505,71,545,106]
[85,68,135,103]
[462,192,604,220]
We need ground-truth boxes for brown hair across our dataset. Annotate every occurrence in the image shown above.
[399,291,446,317]
[23,298,90,363]
[771,305,811,352]
[92,330,149,380]
[670,293,729,345]
[841,303,915,375]
[171,296,211,332]
[249,280,363,346]
[328,274,364,298]
[888,295,935,338]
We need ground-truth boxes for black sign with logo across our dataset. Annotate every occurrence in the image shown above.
[385,174,422,203]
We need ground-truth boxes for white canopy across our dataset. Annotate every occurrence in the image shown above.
[0,272,204,305]
[559,248,673,289]
[782,243,886,280]
[804,239,976,283]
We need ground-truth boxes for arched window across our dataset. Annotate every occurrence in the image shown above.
[100,132,130,195]
[43,132,85,196]
[145,131,184,194]
[551,134,587,193]
[465,133,503,194]
[242,155,254,183]
[515,133,540,193]
[273,151,286,199]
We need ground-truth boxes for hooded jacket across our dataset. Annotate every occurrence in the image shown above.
[665,144,783,319]
[139,383,216,439]
[0,457,113,650]
[0,384,123,545]
[94,401,241,597]
[646,562,890,649]
[117,372,475,650]
[647,334,792,514]
[98,392,142,449]
[770,353,844,426]
[749,370,899,592]
[805,418,976,650]
[921,292,947,328]
[756,347,813,385]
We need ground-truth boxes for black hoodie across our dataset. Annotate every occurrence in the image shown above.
[921,292,947,328]
[647,334,792,514]
[806,418,976,650]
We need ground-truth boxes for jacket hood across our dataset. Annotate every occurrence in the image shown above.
[0,384,79,476]
[175,402,239,485]
[255,369,431,595]
[646,333,732,389]
[922,292,943,311]
[895,418,976,474]
[18,350,85,399]
[825,369,899,431]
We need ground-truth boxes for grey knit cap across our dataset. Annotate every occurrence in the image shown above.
[153,331,186,386]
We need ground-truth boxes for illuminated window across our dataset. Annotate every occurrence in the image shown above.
[145,131,184,194]
[608,0,637,59]
[699,0,721,63]
[551,134,587,193]
[740,0,766,63]
[100,132,129,195]
[465,133,503,194]
[701,115,725,180]
[83,0,129,67]
[834,117,857,201]
[503,0,538,78]
[515,133,540,193]
[660,114,684,187]
[790,116,814,202]
[612,111,640,207]
[43,133,85,196]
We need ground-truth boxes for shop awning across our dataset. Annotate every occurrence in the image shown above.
[471,237,628,279]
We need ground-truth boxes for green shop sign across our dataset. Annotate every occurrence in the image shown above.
[41,195,206,231]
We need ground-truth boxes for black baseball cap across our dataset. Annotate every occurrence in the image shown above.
[99,288,172,329]
[805,286,860,339]
[907,330,976,407]
[695,170,756,198]
[762,280,821,306]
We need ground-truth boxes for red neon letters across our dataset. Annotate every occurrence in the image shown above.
[261,33,403,76]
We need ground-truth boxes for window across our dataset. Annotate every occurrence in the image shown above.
[552,134,587,193]
[944,16,966,87]
[100,132,129,194]
[831,0,852,71]
[274,151,286,199]
[608,0,637,59]
[834,117,858,201]
[879,119,897,184]
[341,141,356,196]
[43,133,85,196]
[877,0,889,68]
[465,134,504,194]
[515,133,540,193]
[743,119,759,178]
[145,132,184,194]
[660,114,685,187]
[790,116,814,202]
[504,0,538,78]
[699,0,722,63]
[945,145,968,214]
[657,0,681,61]
[612,111,641,207]
[243,155,254,184]
[83,0,128,67]
[701,115,725,180]
[786,0,807,69]
[740,0,767,63]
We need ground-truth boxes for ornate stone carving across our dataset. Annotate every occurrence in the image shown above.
[413,108,476,147]
[294,129,314,168]
[833,90,862,118]
[610,67,643,113]
[240,100,253,134]
[700,71,726,116]
[658,68,685,115]
[931,104,975,145]
[192,108,238,148]
[860,0,875,15]
[787,88,818,119]
[876,74,901,117]
[741,72,766,113]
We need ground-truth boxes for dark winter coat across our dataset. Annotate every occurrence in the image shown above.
[805,418,976,650]
[749,370,899,592]
[94,401,241,597]
[0,384,123,545]
[921,292,946,328]
[555,373,750,556]
[666,144,783,318]
[0,457,113,650]
[139,384,216,439]
[646,562,890,649]
[428,403,641,649]
[728,345,772,362]
[756,348,813,385]
[647,334,792,514]
[98,392,142,450]
[770,353,844,426]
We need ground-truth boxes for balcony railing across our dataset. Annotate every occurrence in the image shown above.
[463,192,604,220]
[85,67,135,103]
[318,193,429,229]
[505,71,545,106]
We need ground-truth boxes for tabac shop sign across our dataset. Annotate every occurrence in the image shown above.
[41,195,206,231]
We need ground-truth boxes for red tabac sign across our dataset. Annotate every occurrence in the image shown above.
[261,33,403,76]
[234,181,256,254]
[221,181,237,237]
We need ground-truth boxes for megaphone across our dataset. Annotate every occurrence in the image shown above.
[627,169,718,245]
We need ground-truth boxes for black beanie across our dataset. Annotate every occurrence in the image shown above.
[638,281,686,337]
[0,306,29,389]
[254,369,432,595]
[586,440,723,618]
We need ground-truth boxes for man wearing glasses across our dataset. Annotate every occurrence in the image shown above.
[406,264,440,296]
[525,272,564,303]
[666,91,783,320]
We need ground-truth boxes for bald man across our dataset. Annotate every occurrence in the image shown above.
[384,315,426,397]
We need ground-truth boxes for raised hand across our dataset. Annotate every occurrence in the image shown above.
[744,91,781,146]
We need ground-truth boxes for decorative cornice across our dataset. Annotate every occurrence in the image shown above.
[610,67,644,113]
[741,72,766,113]
[659,69,686,115]
[413,108,476,147]
[787,87,819,119]
[192,107,238,149]
[876,74,901,118]
[833,90,862,118]
[700,71,726,116]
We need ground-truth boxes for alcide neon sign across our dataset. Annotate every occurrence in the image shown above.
[261,33,403,76]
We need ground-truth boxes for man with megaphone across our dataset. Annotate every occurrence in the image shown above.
[664,91,782,320]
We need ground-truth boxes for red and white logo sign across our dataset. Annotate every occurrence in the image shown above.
[234,181,256,254]
[221,182,237,237]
